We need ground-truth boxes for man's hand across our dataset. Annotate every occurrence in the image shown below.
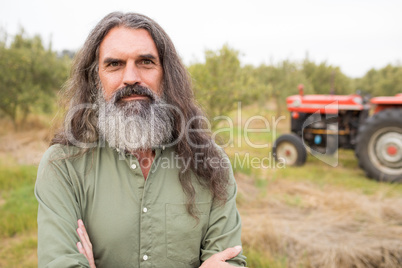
[76,219,96,268]
[200,246,248,268]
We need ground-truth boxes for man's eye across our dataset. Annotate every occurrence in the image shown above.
[142,59,153,65]
[110,62,120,67]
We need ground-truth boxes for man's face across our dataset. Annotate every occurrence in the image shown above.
[98,27,163,101]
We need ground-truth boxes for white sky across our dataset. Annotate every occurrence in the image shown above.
[0,0,401,78]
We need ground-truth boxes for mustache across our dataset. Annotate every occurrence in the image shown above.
[112,84,156,104]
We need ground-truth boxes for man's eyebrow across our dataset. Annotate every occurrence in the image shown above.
[102,57,122,65]
[139,54,158,60]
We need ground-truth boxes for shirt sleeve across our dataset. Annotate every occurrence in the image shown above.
[200,165,247,267]
[35,145,90,268]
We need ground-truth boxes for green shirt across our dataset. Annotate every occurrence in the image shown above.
[35,144,246,268]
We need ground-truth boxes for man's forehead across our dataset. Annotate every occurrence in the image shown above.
[99,27,158,54]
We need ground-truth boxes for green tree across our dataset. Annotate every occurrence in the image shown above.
[248,61,312,116]
[356,64,402,96]
[189,45,250,128]
[187,44,402,125]
[302,59,353,95]
[0,29,69,127]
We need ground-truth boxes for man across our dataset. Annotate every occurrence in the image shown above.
[35,12,246,267]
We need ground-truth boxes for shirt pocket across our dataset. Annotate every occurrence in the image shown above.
[165,202,211,265]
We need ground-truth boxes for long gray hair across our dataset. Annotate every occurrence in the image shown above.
[52,12,230,217]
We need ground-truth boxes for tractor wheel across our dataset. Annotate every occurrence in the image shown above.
[273,134,307,166]
[356,108,402,182]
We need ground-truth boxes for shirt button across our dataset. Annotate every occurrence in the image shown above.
[130,164,137,169]
[143,207,148,213]
[143,255,148,261]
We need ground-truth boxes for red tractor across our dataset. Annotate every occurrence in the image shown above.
[273,85,402,182]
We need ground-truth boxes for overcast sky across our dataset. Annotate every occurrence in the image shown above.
[1,0,401,78]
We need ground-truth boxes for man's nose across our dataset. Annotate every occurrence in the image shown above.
[122,63,141,85]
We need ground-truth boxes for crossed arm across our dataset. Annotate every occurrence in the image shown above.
[76,219,246,268]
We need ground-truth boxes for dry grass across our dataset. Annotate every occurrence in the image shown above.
[237,173,402,267]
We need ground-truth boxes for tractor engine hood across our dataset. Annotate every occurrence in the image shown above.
[286,94,364,114]
[370,94,402,105]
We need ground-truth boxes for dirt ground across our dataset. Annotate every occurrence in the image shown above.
[0,128,49,165]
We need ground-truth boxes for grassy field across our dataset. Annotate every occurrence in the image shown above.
[0,161,38,267]
[1,102,402,267]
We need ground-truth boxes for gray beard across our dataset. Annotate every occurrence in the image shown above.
[97,89,174,152]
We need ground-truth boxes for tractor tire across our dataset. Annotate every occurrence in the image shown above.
[273,134,307,166]
[356,108,402,182]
